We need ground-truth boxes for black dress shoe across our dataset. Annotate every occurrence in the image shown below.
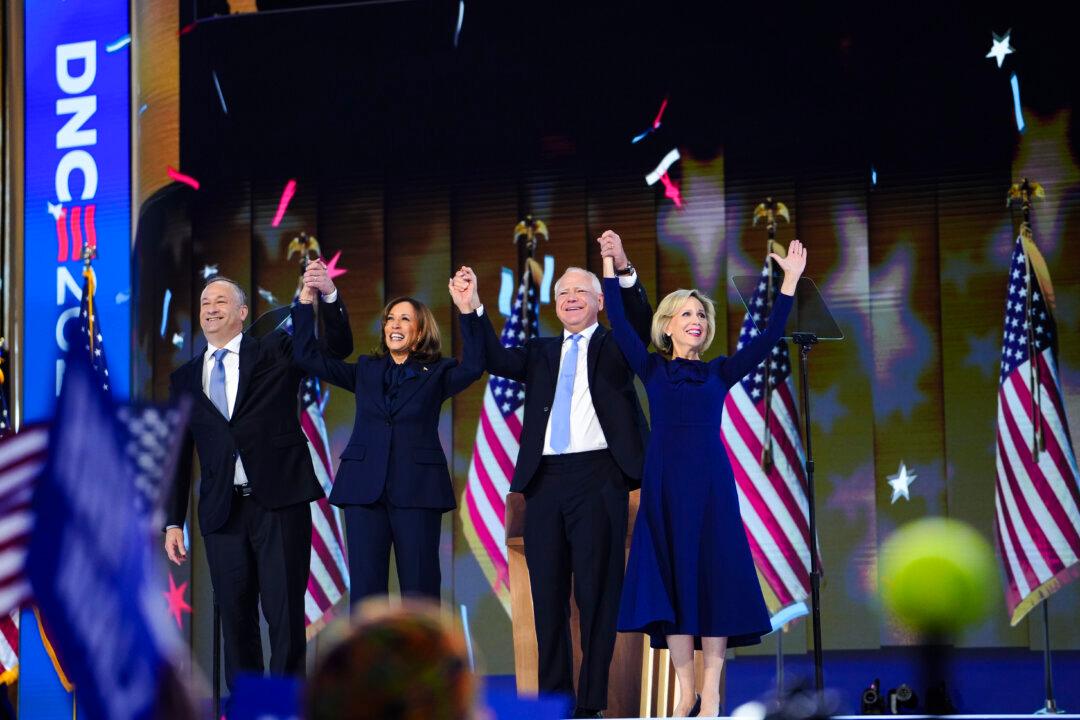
[571,708,602,718]
[689,694,702,717]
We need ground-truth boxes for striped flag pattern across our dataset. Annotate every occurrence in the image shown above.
[994,236,1080,625]
[460,269,540,612]
[0,426,50,683]
[54,204,98,263]
[720,260,813,615]
[299,375,350,634]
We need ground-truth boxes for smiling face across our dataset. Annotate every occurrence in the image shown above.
[384,300,420,358]
[200,280,248,345]
[554,269,603,334]
[665,296,708,356]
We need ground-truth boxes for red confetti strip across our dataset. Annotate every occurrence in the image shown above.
[167,166,200,190]
[324,250,348,280]
[271,179,297,228]
[659,172,683,208]
[652,97,669,129]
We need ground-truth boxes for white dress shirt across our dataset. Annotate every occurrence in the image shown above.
[475,272,637,456]
[542,322,608,455]
[203,332,249,486]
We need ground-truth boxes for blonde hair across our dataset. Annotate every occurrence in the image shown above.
[651,289,716,358]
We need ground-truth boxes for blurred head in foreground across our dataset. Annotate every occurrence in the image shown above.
[307,599,476,720]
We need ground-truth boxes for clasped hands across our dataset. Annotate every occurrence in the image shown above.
[298,259,337,304]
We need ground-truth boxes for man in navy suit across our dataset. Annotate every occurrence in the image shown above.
[457,230,652,717]
[164,261,352,688]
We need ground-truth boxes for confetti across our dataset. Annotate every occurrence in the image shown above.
[167,166,200,190]
[768,601,809,632]
[985,29,1015,69]
[271,179,297,228]
[454,0,465,48]
[171,332,184,349]
[115,290,130,304]
[324,250,348,280]
[178,22,197,37]
[105,34,131,53]
[460,604,476,672]
[887,461,918,504]
[631,97,669,144]
[871,166,878,186]
[212,70,228,115]
[201,264,219,279]
[138,103,149,116]
[658,172,683,208]
[645,148,680,185]
[1010,72,1025,132]
[258,287,278,305]
[160,289,172,337]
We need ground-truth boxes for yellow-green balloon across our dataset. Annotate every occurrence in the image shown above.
[880,518,998,634]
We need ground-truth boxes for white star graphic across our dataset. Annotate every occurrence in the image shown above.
[47,201,65,221]
[985,29,1015,69]
[887,461,918,504]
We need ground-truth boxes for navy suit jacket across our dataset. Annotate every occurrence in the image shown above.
[474,280,653,493]
[167,297,353,535]
[292,303,484,510]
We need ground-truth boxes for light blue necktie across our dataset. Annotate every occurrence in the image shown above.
[549,334,581,453]
[210,348,230,420]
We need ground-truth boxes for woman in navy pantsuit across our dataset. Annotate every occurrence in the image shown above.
[602,241,806,717]
[293,273,484,603]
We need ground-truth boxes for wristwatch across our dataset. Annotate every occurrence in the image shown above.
[615,261,636,277]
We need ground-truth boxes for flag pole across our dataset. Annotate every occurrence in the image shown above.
[752,199,789,473]
[1008,178,1063,715]
[513,215,547,339]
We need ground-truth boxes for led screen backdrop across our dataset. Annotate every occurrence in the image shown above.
[133,2,1080,675]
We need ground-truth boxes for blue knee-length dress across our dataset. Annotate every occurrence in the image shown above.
[603,278,793,649]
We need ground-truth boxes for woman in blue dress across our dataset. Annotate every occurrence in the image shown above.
[601,240,806,717]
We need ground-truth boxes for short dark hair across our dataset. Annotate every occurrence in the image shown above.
[202,276,248,306]
[374,296,442,364]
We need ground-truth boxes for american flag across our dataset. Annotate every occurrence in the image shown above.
[0,425,49,683]
[994,236,1080,625]
[720,260,813,615]
[298,374,350,635]
[460,269,540,611]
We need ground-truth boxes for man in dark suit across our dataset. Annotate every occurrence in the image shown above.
[458,230,652,717]
[164,261,352,688]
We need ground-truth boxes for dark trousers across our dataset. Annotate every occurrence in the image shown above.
[203,493,312,690]
[523,450,629,712]
[344,497,443,604]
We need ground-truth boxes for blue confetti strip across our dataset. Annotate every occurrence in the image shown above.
[212,70,228,115]
[1010,73,1025,132]
[160,289,172,337]
[454,1,465,48]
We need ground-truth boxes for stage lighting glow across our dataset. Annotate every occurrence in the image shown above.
[105,34,130,53]
[985,29,1015,69]
[887,461,917,503]
[1010,73,1025,132]
[167,166,200,190]
[271,179,297,228]
[645,148,680,185]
